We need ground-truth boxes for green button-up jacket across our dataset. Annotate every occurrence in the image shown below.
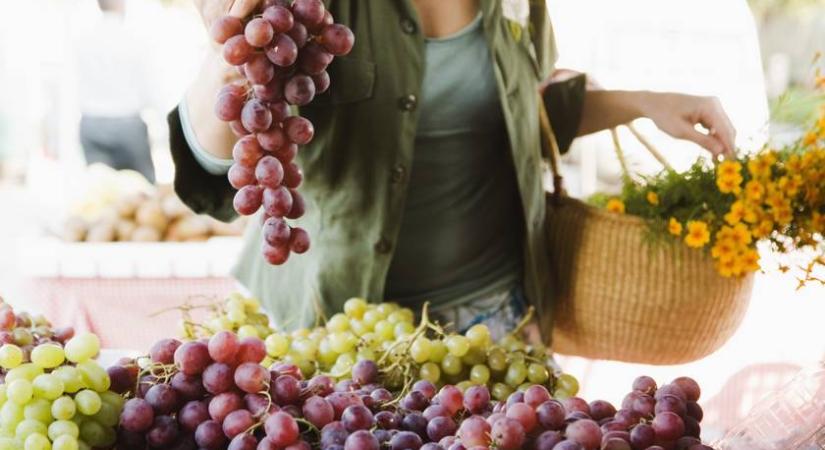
[168,0,585,338]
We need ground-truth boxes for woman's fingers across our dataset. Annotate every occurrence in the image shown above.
[678,125,726,157]
[700,97,737,157]
[229,0,261,17]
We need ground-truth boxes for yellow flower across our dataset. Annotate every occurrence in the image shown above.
[778,175,802,197]
[646,191,660,206]
[744,180,765,201]
[684,221,711,248]
[803,132,818,146]
[747,152,776,179]
[711,239,736,262]
[717,160,743,178]
[730,223,753,246]
[742,203,760,224]
[772,204,793,226]
[739,249,761,273]
[812,212,825,233]
[606,199,625,214]
[724,201,745,225]
[668,217,683,236]
[717,175,743,195]
[716,257,741,278]
[753,219,774,239]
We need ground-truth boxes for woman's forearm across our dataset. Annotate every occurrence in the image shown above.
[184,52,239,159]
[577,90,653,136]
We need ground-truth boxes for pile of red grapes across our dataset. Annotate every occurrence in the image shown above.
[0,297,75,379]
[209,0,354,265]
[109,328,716,450]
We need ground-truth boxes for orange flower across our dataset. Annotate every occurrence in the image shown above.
[606,199,625,214]
[684,221,710,248]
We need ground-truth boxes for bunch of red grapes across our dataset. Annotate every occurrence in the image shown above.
[209,0,354,265]
[110,335,715,450]
[0,298,75,378]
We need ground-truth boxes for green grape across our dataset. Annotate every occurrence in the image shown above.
[349,320,369,336]
[335,352,355,369]
[491,382,514,401]
[291,338,318,356]
[386,310,407,325]
[359,333,381,351]
[487,347,507,372]
[23,399,52,423]
[249,312,269,326]
[12,329,33,346]
[79,420,112,447]
[33,374,64,400]
[90,402,118,428]
[23,433,50,450]
[441,354,463,376]
[428,340,448,364]
[291,328,310,339]
[51,368,83,395]
[48,420,79,441]
[553,389,572,400]
[456,381,473,393]
[527,363,549,384]
[1,402,24,426]
[31,344,65,369]
[0,437,21,450]
[6,364,44,383]
[16,420,47,440]
[98,392,124,412]
[373,321,394,340]
[419,362,441,384]
[295,358,316,378]
[73,391,101,416]
[265,334,290,358]
[393,322,414,338]
[242,295,261,311]
[460,346,487,366]
[261,356,274,368]
[409,337,432,363]
[375,303,397,317]
[7,379,34,405]
[226,307,247,325]
[51,397,76,421]
[361,310,382,328]
[555,373,580,397]
[75,362,109,393]
[355,348,376,362]
[317,339,338,366]
[0,344,24,369]
[326,314,349,332]
[469,365,491,385]
[504,361,527,387]
[343,298,368,319]
[465,324,492,348]
[0,384,6,404]
[329,332,357,354]
[445,336,470,357]
[64,334,99,364]
[517,382,532,392]
[77,439,91,450]
[52,435,78,450]
[236,325,259,339]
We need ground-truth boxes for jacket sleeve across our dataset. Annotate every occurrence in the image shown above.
[168,106,238,222]
[543,74,586,155]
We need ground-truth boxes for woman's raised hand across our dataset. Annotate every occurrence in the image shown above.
[194,0,262,30]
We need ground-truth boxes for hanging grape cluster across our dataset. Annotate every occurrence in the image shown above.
[210,0,354,265]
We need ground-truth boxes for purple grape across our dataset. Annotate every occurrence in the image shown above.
[589,400,617,421]
[342,405,374,432]
[262,6,294,33]
[463,385,490,414]
[344,430,379,450]
[203,363,234,395]
[671,377,701,402]
[402,390,430,411]
[630,423,655,448]
[536,400,566,430]
[552,441,583,450]
[655,384,687,402]
[565,419,601,450]
[401,412,428,439]
[195,420,226,449]
[241,99,273,133]
[652,411,685,441]
[375,411,401,429]
[303,395,334,429]
[284,74,316,105]
[655,394,687,417]
[631,394,656,418]
[178,400,210,432]
[320,24,355,56]
[602,438,631,450]
[686,402,703,421]
[352,360,379,385]
[535,431,563,450]
[228,434,258,450]
[390,431,423,450]
[320,421,348,448]
[632,376,658,395]
[262,186,293,217]
[120,398,155,432]
[146,415,179,448]
[427,416,457,442]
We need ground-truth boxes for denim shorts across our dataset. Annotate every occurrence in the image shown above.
[428,286,529,341]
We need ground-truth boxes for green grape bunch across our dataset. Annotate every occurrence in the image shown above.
[0,329,122,450]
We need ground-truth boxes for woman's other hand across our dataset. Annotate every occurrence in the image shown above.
[640,92,736,158]
[194,0,261,30]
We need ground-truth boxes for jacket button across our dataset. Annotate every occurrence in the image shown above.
[398,94,417,112]
[400,18,416,34]
[375,238,392,254]
[391,165,406,183]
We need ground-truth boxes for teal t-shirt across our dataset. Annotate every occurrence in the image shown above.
[384,13,523,310]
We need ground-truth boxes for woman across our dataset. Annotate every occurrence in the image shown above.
[171,0,736,339]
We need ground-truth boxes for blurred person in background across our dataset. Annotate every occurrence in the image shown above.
[73,0,156,183]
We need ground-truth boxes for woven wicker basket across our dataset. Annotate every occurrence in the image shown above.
[538,100,754,365]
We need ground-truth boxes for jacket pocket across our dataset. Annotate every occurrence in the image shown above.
[314,56,376,105]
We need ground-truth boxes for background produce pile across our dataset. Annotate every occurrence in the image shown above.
[0,294,716,450]
[61,184,244,243]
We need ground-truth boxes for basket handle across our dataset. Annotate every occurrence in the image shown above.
[538,95,675,195]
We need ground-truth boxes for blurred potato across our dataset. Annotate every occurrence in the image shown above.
[135,201,169,232]
[62,217,88,242]
[85,221,116,242]
[131,225,162,242]
[115,220,137,241]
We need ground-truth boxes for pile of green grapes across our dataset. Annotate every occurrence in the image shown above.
[0,302,120,450]
[183,295,580,401]
[177,293,274,342]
